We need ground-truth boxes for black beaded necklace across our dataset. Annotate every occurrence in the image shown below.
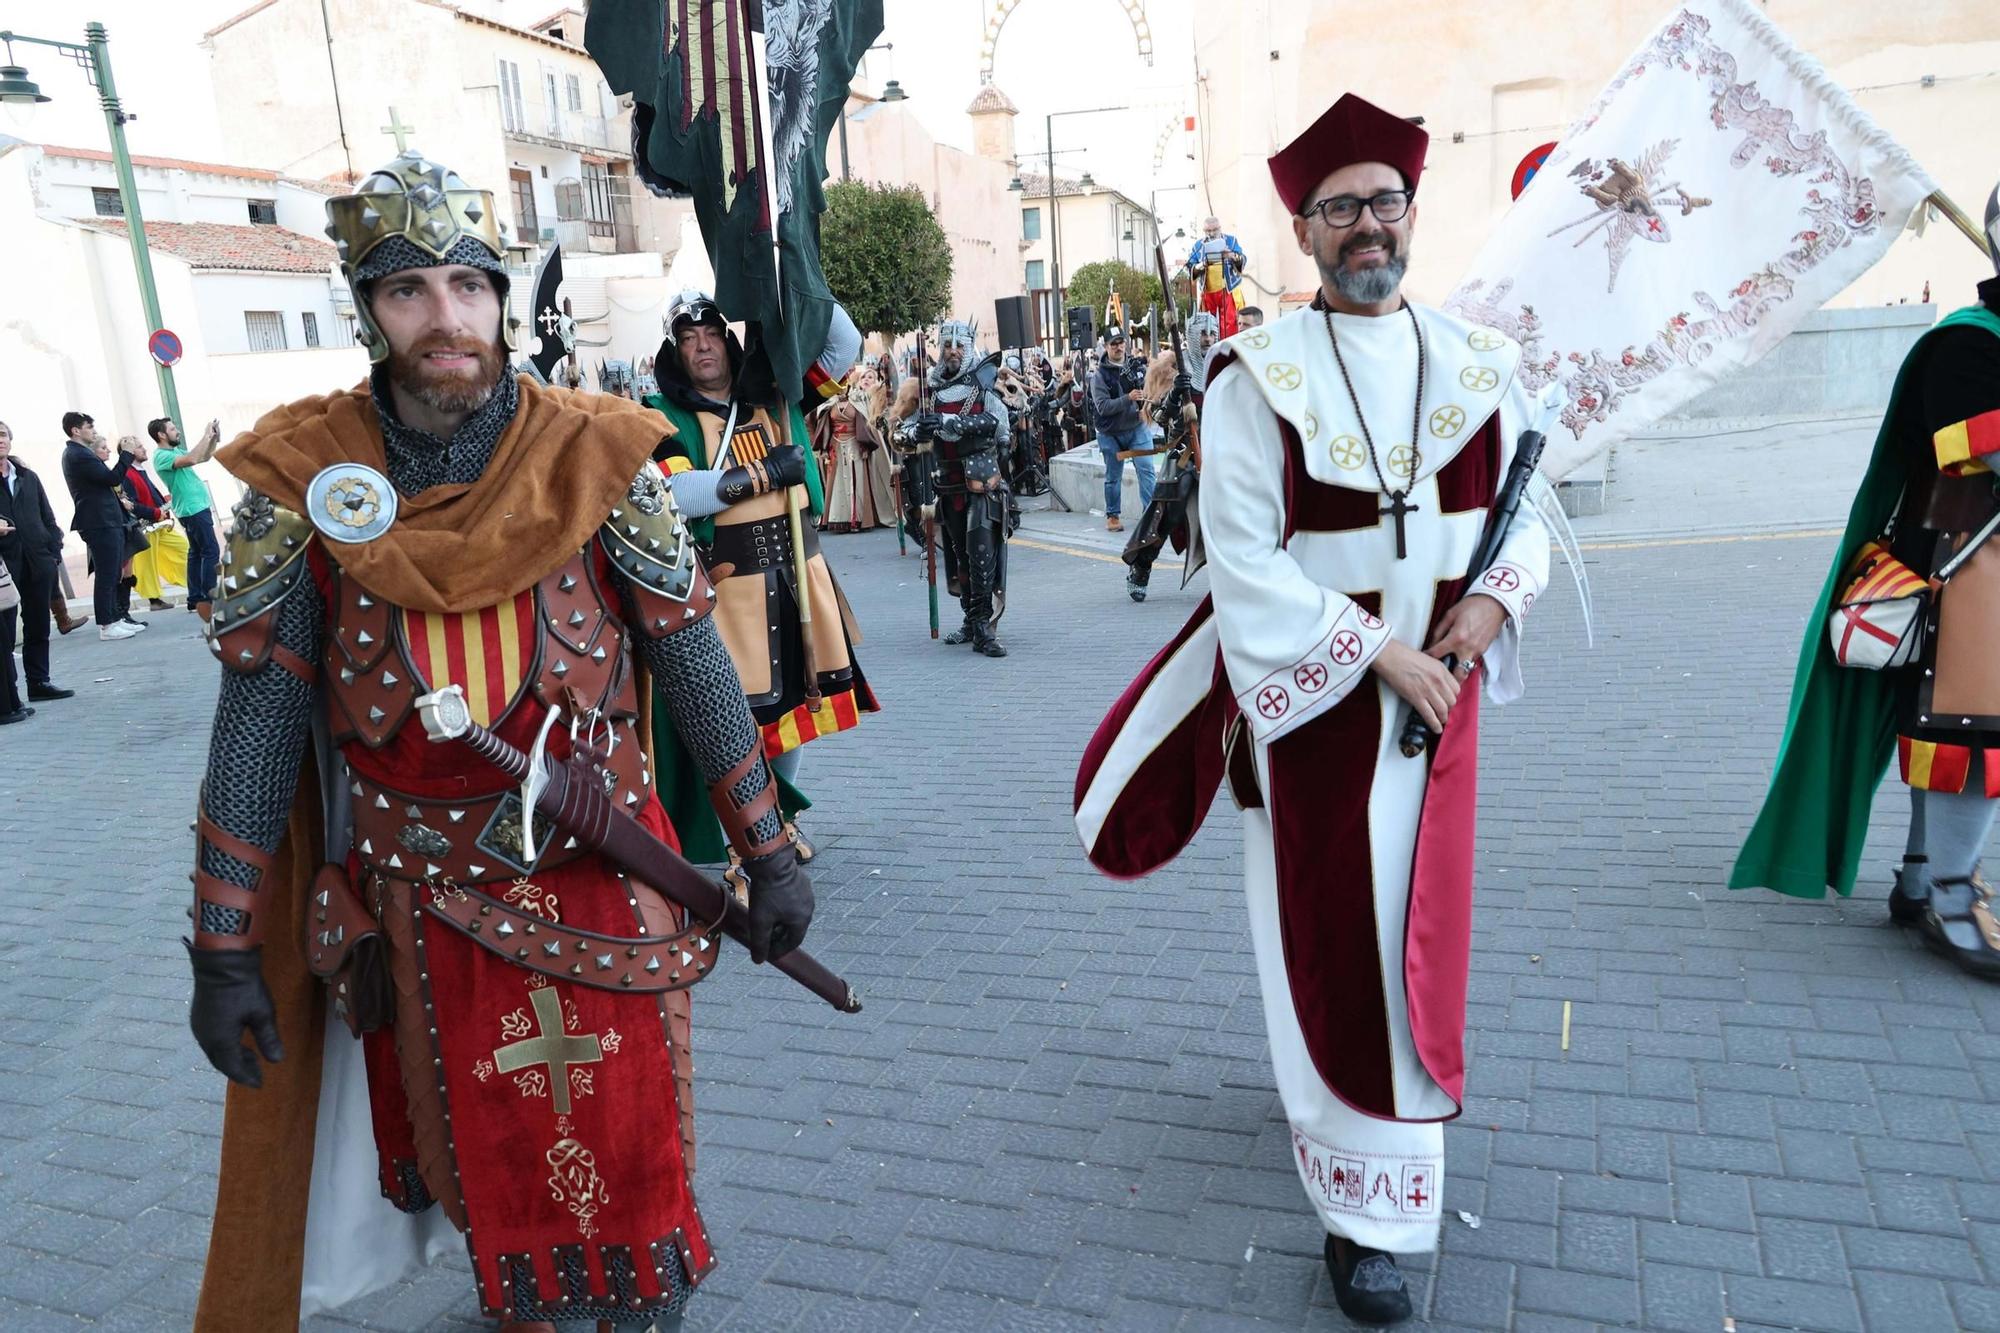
[1323,302,1426,559]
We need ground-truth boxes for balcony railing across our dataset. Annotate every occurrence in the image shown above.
[506,107,614,153]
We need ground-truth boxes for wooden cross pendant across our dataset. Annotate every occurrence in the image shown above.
[1382,490,1418,559]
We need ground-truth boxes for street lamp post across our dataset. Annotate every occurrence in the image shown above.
[1043,105,1128,315]
[838,43,903,183]
[0,21,183,435]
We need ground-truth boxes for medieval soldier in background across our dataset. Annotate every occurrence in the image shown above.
[1188,217,1248,340]
[186,149,814,1331]
[1121,311,1219,602]
[1077,95,1553,1323]
[642,290,877,866]
[895,320,1011,657]
[1733,185,2000,980]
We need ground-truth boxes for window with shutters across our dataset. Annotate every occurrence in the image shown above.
[1022,207,1041,241]
[91,187,123,217]
[498,59,525,133]
[244,311,288,351]
[544,69,561,133]
[302,312,321,348]
[247,198,277,225]
[567,73,583,112]
[582,160,615,239]
[1025,260,1046,290]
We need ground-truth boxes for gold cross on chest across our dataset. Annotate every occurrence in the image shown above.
[493,986,602,1114]
[381,106,417,155]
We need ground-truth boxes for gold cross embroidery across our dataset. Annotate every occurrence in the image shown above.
[493,986,602,1115]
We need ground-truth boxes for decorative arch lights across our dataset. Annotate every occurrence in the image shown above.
[979,0,1153,85]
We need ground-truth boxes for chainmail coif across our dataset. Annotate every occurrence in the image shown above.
[373,364,520,495]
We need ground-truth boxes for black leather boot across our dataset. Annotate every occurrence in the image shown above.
[1324,1235,1413,1326]
[1889,856,1928,925]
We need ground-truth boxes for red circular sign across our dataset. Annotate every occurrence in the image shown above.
[148,328,183,367]
[1511,142,1558,200]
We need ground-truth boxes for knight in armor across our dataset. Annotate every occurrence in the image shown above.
[894,320,1011,657]
[641,290,877,865]
[185,149,813,1331]
[1734,183,2000,981]
[1187,216,1248,339]
[1121,311,1218,602]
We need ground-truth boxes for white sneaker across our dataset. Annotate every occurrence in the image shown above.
[122,617,149,632]
[100,621,141,641]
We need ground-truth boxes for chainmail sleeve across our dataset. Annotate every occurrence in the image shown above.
[622,592,784,848]
[196,581,324,937]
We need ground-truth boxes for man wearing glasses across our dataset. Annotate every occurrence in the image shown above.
[1075,93,1553,1324]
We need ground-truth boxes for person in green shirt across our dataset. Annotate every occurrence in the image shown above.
[147,416,221,621]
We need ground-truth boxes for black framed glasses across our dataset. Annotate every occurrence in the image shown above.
[1301,189,1415,228]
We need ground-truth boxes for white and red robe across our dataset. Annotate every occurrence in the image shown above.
[1075,303,1551,1250]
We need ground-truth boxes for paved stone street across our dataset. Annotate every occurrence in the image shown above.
[3,503,1997,1333]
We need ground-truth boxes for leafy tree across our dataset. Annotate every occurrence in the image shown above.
[1063,260,1163,329]
[820,181,952,339]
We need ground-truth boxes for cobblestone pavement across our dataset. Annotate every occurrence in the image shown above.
[2,514,1997,1333]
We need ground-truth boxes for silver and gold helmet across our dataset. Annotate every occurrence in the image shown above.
[667,288,726,335]
[324,150,512,364]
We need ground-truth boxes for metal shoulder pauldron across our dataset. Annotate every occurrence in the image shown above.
[210,489,315,673]
[598,462,715,637]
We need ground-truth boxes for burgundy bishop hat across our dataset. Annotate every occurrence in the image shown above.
[1268,93,1430,216]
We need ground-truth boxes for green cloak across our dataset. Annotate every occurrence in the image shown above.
[1730,306,2000,898]
[640,393,820,863]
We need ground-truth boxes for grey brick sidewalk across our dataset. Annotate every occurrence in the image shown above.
[0,521,1994,1332]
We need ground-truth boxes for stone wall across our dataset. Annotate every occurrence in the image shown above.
[1656,304,1936,422]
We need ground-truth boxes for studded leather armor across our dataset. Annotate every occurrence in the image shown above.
[193,464,754,955]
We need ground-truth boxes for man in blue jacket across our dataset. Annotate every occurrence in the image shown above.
[1092,326,1155,534]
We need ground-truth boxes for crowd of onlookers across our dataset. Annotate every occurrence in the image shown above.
[0,409,221,725]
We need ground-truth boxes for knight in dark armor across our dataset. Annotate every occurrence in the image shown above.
[183,148,812,1332]
[895,320,1011,657]
[1121,312,1217,602]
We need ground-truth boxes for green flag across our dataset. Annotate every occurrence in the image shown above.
[587,0,884,401]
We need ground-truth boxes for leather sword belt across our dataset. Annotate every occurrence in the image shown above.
[708,511,821,574]
[414,878,723,995]
[936,444,1000,495]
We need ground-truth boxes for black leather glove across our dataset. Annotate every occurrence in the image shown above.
[742,845,814,964]
[763,443,808,490]
[1174,372,1194,394]
[186,942,284,1088]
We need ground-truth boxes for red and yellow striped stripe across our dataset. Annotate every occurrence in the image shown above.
[1933,407,2000,476]
[1901,737,1975,794]
[402,592,535,728]
[762,686,864,758]
[1844,542,1927,602]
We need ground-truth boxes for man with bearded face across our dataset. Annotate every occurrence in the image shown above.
[1076,94,1553,1324]
[895,321,1011,656]
[1187,216,1248,339]
[183,150,814,1332]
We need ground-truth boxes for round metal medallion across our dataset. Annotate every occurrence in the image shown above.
[306,463,398,544]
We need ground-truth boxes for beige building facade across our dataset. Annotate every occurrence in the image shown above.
[203,0,691,366]
[1194,3,2000,313]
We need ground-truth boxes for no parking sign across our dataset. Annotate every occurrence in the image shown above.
[148,328,183,367]
[1511,142,1558,200]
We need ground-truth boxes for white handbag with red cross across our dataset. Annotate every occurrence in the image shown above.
[1828,540,1928,670]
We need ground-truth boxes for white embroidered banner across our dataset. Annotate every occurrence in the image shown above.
[1444,0,1937,479]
